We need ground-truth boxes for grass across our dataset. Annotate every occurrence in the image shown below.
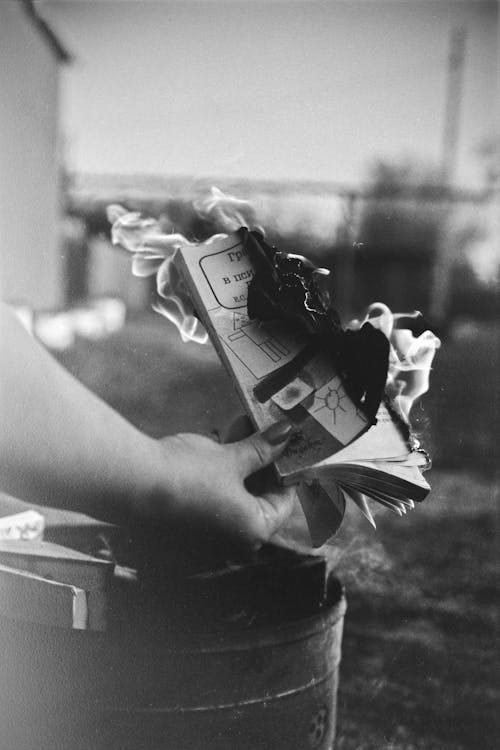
[332,470,498,750]
[55,314,499,749]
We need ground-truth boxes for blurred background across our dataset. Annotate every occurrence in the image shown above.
[1,1,498,748]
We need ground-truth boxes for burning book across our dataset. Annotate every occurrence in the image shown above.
[108,191,440,546]
[173,229,432,543]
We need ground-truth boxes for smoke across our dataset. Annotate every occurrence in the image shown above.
[273,494,394,594]
[326,535,393,593]
[194,187,265,235]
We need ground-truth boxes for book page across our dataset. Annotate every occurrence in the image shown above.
[314,401,410,468]
[329,462,430,498]
[352,461,430,491]
[175,234,369,482]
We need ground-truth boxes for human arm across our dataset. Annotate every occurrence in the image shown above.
[0,302,294,551]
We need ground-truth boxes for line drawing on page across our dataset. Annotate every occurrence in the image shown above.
[225,313,293,379]
[313,383,349,425]
[205,303,302,380]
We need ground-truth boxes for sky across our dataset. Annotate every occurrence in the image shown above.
[42,0,498,188]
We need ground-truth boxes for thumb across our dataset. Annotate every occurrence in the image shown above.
[231,420,293,478]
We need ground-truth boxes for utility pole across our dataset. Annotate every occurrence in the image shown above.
[440,27,467,185]
[430,27,467,325]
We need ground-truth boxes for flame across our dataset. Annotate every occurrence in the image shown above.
[348,302,441,418]
[107,203,206,343]
[108,192,440,415]
[107,188,269,344]
[194,187,265,235]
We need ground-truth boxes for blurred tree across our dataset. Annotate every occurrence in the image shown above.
[358,159,445,252]
[353,159,445,316]
[353,157,492,325]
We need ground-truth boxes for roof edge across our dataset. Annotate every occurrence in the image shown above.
[21,0,73,64]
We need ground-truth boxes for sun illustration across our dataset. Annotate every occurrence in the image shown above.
[313,385,348,424]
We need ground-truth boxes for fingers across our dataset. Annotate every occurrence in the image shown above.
[230,419,293,478]
[250,485,296,542]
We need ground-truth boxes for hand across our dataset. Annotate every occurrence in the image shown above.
[132,420,296,570]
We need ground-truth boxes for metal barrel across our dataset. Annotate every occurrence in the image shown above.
[0,547,346,750]
[104,550,346,750]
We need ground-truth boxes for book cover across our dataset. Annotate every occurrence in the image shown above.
[175,233,370,483]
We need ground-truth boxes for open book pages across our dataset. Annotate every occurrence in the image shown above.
[175,232,430,543]
[309,398,430,526]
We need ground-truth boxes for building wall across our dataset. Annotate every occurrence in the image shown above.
[0,1,63,310]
